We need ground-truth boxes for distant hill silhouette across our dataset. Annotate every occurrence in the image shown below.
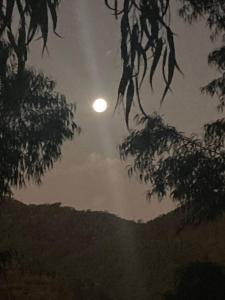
[0,199,224,300]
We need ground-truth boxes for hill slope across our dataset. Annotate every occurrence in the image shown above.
[0,199,224,300]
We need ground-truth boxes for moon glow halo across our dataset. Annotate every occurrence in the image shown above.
[92,98,108,113]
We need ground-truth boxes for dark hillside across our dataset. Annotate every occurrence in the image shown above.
[0,199,224,300]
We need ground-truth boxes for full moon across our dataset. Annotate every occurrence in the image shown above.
[92,98,108,113]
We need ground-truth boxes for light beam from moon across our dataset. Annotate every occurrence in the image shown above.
[92,98,108,113]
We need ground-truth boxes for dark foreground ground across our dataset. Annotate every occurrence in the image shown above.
[0,199,224,300]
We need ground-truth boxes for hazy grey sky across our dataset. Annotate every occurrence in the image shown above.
[14,0,222,221]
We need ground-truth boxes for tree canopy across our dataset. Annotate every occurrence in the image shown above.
[0,1,80,198]
[105,0,225,223]
[0,65,79,197]
[120,113,225,223]
[105,0,181,126]
[105,0,225,120]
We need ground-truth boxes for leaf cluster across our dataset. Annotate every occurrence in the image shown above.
[0,3,80,198]
[178,0,225,111]
[178,0,225,40]
[105,0,181,126]
[0,0,60,74]
[119,114,225,223]
[112,0,225,224]
[202,46,225,111]
[0,68,80,198]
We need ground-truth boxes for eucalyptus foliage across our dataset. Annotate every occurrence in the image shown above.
[106,0,225,222]
[105,0,181,126]
[0,2,80,198]
[120,114,225,223]
[0,0,60,74]
[105,0,225,122]
[0,67,79,197]
[178,0,225,112]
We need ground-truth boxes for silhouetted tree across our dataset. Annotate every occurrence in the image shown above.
[105,0,182,126]
[0,3,80,198]
[0,62,79,197]
[178,0,225,113]
[106,0,225,223]
[164,262,225,300]
[105,0,225,121]
[120,113,225,223]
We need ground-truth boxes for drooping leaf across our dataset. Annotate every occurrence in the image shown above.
[47,0,58,33]
[162,46,168,85]
[5,0,15,27]
[125,79,134,127]
[150,38,163,88]
[161,49,175,104]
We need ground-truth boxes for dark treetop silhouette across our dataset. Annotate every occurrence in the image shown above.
[0,65,79,197]
[105,0,225,223]
[105,0,225,120]
[0,1,79,197]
